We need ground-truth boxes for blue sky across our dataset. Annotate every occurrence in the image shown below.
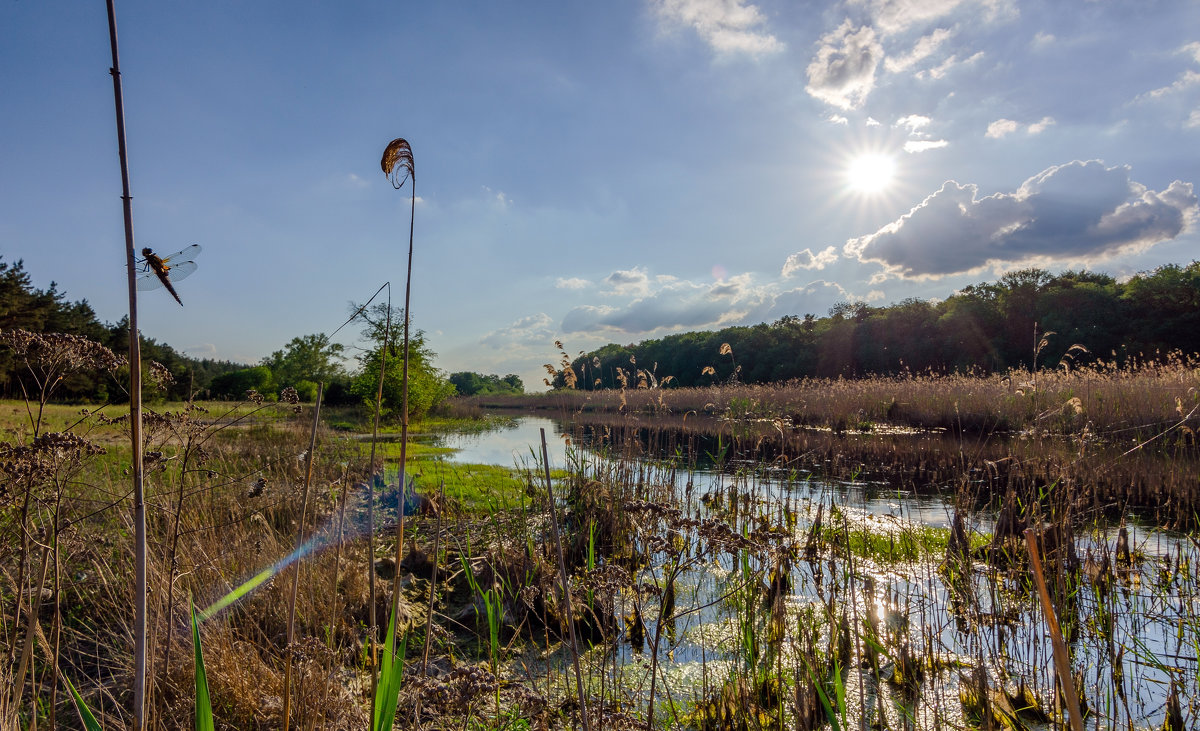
[3,0,1199,389]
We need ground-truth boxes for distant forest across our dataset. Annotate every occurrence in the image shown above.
[0,257,245,402]
[564,263,1200,389]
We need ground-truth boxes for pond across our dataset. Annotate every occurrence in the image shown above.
[428,412,1198,730]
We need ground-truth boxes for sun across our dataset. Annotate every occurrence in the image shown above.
[846,153,897,193]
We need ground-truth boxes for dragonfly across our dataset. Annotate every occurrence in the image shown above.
[137,244,201,306]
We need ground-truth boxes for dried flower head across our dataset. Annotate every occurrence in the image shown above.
[280,386,300,405]
[245,389,264,405]
[381,138,415,189]
[147,361,175,391]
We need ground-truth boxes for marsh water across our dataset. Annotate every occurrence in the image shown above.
[431,413,1197,729]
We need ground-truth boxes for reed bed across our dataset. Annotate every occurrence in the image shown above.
[463,355,1200,439]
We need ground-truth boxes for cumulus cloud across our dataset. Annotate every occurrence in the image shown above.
[782,246,839,275]
[555,277,590,290]
[885,28,953,73]
[895,114,931,132]
[986,118,1020,138]
[652,0,784,57]
[1188,110,1200,128]
[843,160,1199,278]
[603,267,652,296]
[904,139,948,153]
[806,21,883,110]
[562,279,752,334]
[480,313,557,348]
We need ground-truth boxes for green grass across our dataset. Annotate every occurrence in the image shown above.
[821,512,990,563]
[409,461,536,510]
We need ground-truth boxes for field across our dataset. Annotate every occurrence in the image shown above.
[1,355,1199,730]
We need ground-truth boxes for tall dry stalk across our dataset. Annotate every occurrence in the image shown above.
[283,383,324,730]
[380,138,416,695]
[104,1,148,726]
[539,428,590,730]
[366,296,392,667]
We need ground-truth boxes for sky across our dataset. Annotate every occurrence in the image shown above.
[2,0,1199,390]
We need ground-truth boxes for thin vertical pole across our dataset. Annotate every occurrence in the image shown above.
[104,1,147,726]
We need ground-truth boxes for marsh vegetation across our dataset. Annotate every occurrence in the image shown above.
[1,330,1197,729]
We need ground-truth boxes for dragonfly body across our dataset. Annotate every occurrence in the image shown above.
[137,244,201,306]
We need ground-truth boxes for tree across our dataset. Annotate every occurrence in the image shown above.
[261,334,346,393]
[449,371,525,396]
[349,305,454,420]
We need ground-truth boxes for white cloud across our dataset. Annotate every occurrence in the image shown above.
[987,116,1055,138]
[1187,110,1200,128]
[866,117,881,126]
[184,343,219,358]
[1140,69,1200,101]
[603,267,652,296]
[851,0,964,35]
[884,28,953,73]
[652,0,784,57]
[1185,42,1200,65]
[865,290,887,301]
[1031,31,1055,50]
[828,114,850,125]
[986,118,1020,138]
[1027,116,1056,134]
[562,278,752,334]
[555,277,590,290]
[895,114,931,132]
[904,139,948,153]
[481,185,512,208]
[915,50,983,80]
[843,160,1199,279]
[782,246,839,276]
[806,21,883,110]
[480,313,557,349]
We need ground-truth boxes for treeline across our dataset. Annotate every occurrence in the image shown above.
[0,259,460,417]
[567,263,1200,389]
[0,257,245,402]
[448,372,524,396]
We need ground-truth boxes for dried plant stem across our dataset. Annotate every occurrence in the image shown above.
[420,483,444,676]
[385,140,415,696]
[539,428,590,731]
[283,383,324,731]
[366,300,391,724]
[105,1,148,726]
[1024,529,1085,731]
[10,545,50,716]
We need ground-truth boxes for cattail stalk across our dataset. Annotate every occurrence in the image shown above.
[104,1,148,725]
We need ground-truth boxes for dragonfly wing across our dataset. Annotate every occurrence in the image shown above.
[165,261,198,282]
[137,271,164,291]
[159,243,203,264]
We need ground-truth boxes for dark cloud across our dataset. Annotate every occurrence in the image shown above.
[843,160,1198,278]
